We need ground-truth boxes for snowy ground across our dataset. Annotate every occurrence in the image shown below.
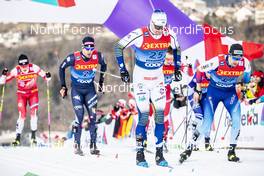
[0,138,263,176]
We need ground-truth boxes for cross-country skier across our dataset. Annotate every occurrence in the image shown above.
[114,9,182,167]
[0,54,51,146]
[59,36,107,156]
[179,43,251,163]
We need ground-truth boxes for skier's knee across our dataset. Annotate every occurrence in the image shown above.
[138,112,149,126]
[155,110,164,124]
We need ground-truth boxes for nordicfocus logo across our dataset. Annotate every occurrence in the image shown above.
[145,62,163,68]
[31,0,76,8]
[241,108,259,126]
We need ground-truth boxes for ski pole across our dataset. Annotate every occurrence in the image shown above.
[221,118,231,141]
[213,105,225,144]
[0,84,5,122]
[173,109,192,136]
[47,81,51,146]
[95,70,121,79]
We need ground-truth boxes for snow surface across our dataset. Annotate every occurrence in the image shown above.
[0,138,263,176]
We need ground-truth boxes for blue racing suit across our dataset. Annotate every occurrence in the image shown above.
[188,71,210,137]
[59,50,107,145]
[198,54,251,145]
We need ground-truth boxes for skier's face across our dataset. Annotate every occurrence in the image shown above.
[82,45,94,58]
[19,64,29,73]
[229,55,241,67]
[150,22,164,35]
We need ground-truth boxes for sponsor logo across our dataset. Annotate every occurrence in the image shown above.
[92,55,97,60]
[217,69,243,77]
[138,95,146,102]
[77,79,92,84]
[200,82,209,88]
[142,42,170,50]
[75,64,97,70]
[145,62,163,68]
[74,105,82,110]
[163,70,174,74]
[241,108,259,126]
[17,74,37,80]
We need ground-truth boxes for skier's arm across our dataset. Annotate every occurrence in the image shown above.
[198,56,219,72]
[193,71,202,103]
[98,52,107,82]
[169,29,181,70]
[0,68,16,84]
[169,29,182,81]
[98,52,107,92]
[33,64,51,81]
[59,54,75,87]
[114,28,143,72]
[242,58,251,84]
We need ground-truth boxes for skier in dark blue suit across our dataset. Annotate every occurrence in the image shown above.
[59,36,107,156]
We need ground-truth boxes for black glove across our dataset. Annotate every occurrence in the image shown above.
[120,69,130,83]
[60,86,68,98]
[2,68,8,76]
[46,72,51,78]
[248,99,257,105]
[174,69,182,82]
[98,80,104,92]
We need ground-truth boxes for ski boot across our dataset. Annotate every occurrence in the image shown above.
[12,134,21,146]
[90,142,100,155]
[136,150,148,168]
[179,146,192,163]
[31,130,37,147]
[74,143,84,156]
[136,135,148,167]
[193,144,199,151]
[228,145,240,162]
[205,137,214,151]
[155,147,168,167]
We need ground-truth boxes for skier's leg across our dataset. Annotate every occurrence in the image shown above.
[29,92,39,144]
[151,84,168,167]
[71,88,85,155]
[84,90,100,155]
[223,90,241,162]
[134,83,150,167]
[13,93,27,146]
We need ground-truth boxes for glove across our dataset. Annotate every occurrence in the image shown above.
[46,72,51,81]
[248,99,257,105]
[46,72,51,78]
[2,68,8,76]
[174,69,182,82]
[98,80,104,92]
[60,86,68,98]
[120,69,130,83]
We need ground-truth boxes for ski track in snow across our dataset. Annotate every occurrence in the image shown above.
[0,139,263,176]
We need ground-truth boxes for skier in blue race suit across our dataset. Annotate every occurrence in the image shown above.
[59,36,107,156]
[187,69,212,151]
[114,9,182,167]
[179,43,251,163]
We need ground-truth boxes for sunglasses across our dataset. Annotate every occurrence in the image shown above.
[153,24,164,30]
[84,47,94,51]
[231,55,242,61]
